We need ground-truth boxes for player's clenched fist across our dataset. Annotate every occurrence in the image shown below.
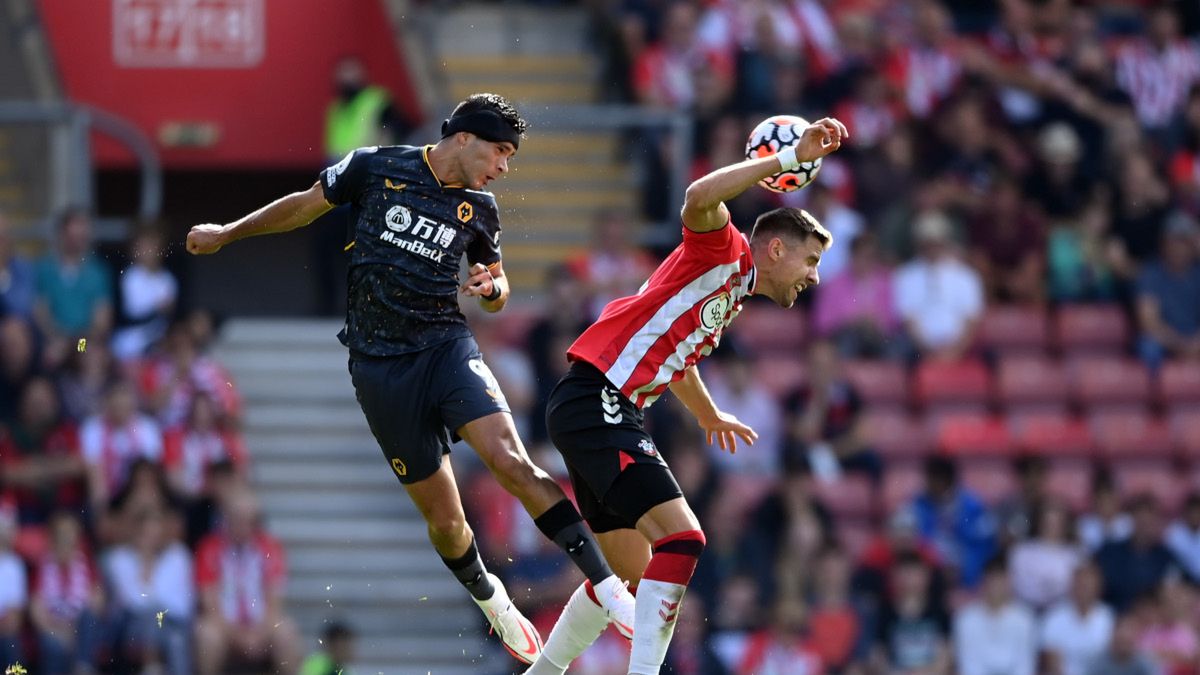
[186,224,227,255]
[796,117,849,163]
[460,262,495,298]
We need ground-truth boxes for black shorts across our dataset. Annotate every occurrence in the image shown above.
[546,361,683,533]
[349,336,510,484]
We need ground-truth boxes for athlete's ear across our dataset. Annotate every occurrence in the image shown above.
[770,237,786,260]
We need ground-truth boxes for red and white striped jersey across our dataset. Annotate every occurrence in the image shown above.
[568,221,756,408]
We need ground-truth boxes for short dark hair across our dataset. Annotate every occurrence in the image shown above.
[451,93,528,137]
[749,207,831,249]
[924,455,957,483]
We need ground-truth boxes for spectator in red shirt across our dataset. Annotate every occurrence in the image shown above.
[163,392,247,502]
[79,379,163,514]
[30,511,104,675]
[736,597,826,675]
[194,488,301,675]
[0,377,87,529]
[139,321,241,429]
[566,209,658,322]
[808,545,864,672]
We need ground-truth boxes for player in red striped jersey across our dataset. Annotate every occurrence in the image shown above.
[525,117,848,675]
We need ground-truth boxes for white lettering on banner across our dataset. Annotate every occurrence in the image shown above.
[113,0,265,68]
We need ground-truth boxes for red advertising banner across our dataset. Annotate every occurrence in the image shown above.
[37,0,422,168]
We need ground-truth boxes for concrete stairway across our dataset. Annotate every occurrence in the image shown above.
[430,5,640,295]
[214,319,500,675]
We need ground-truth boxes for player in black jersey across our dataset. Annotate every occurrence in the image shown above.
[186,94,634,664]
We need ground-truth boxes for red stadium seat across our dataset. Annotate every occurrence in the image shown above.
[995,355,1070,415]
[861,410,932,459]
[1173,411,1200,459]
[1159,361,1200,410]
[838,521,876,558]
[1055,304,1130,354]
[1012,413,1095,457]
[1113,463,1184,511]
[960,458,1016,504]
[1069,356,1152,412]
[914,359,992,409]
[810,475,875,520]
[1090,410,1175,460]
[882,465,925,512]
[751,358,807,398]
[936,414,1013,457]
[845,360,909,408]
[1045,463,1092,510]
[979,305,1050,356]
[732,300,806,356]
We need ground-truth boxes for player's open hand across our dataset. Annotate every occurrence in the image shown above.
[700,411,758,454]
[186,224,227,255]
[461,262,496,298]
[796,117,849,163]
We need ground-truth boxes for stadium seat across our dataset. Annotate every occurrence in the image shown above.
[732,300,806,356]
[882,464,925,512]
[1113,463,1184,511]
[1089,410,1174,460]
[1054,304,1130,354]
[861,410,931,459]
[936,413,1013,457]
[838,520,875,558]
[960,458,1016,505]
[1159,361,1200,411]
[810,474,875,520]
[1011,413,1095,457]
[751,358,807,398]
[1069,356,1152,412]
[995,355,1070,415]
[979,305,1050,355]
[1044,462,1093,510]
[914,359,992,412]
[845,360,909,408]
[1172,410,1200,459]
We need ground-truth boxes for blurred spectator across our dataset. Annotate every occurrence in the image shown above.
[113,229,178,361]
[300,621,357,675]
[182,459,243,549]
[967,174,1046,305]
[30,511,104,675]
[734,598,825,675]
[1135,577,1199,675]
[1165,491,1200,583]
[566,209,657,323]
[139,321,241,428]
[1094,494,1180,613]
[854,124,920,230]
[80,379,163,512]
[883,0,962,119]
[163,392,248,504]
[801,183,864,284]
[0,377,87,528]
[103,506,193,675]
[0,315,38,423]
[0,504,25,667]
[701,342,782,476]
[194,489,301,675]
[1110,154,1172,275]
[1115,6,1200,139]
[1047,199,1120,303]
[812,232,900,359]
[1170,86,1200,216]
[807,545,863,672]
[527,264,589,445]
[894,210,985,362]
[834,66,900,151]
[1041,563,1117,675]
[1025,123,1096,223]
[856,507,947,608]
[782,340,881,483]
[0,211,35,320]
[953,558,1037,675]
[1009,500,1083,611]
[741,465,832,600]
[870,552,952,675]
[995,455,1049,546]
[34,209,113,366]
[633,0,733,113]
[1078,470,1134,553]
[1086,615,1159,675]
[324,56,408,161]
[663,597,729,675]
[56,339,117,423]
[912,456,996,589]
[1135,211,1200,369]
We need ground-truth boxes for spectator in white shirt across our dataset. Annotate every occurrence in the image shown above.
[1078,471,1133,553]
[894,210,984,362]
[1010,500,1083,610]
[80,379,163,510]
[104,506,193,675]
[701,341,782,476]
[1165,491,1200,583]
[0,505,26,667]
[954,558,1037,675]
[1042,563,1116,675]
[113,230,178,361]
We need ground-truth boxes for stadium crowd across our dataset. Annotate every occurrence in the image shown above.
[0,211,313,674]
[463,0,1200,673]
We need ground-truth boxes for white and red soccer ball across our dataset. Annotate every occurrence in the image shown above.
[745,115,822,193]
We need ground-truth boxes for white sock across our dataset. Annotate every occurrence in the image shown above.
[524,582,610,675]
[628,578,686,675]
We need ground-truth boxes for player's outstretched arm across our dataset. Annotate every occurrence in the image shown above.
[669,365,758,453]
[681,117,848,233]
[186,181,333,255]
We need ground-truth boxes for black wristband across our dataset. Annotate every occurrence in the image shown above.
[482,277,502,301]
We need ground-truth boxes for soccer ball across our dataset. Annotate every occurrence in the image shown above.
[745,115,822,193]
